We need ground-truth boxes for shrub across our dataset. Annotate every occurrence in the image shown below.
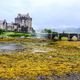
[0,29,5,34]
[71,36,77,41]
[61,37,68,41]
[54,36,59,41]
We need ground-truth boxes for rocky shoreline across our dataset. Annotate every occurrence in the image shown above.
[0,73,80,80]
[38,73,80,80]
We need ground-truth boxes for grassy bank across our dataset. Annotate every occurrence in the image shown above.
[0,38,80,79]
[0,31,32,38]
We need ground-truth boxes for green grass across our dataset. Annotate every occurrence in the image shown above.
[0,32,32,37]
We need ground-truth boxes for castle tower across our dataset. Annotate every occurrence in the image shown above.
[15,13,32,33]
[3,19,7,30]
[0,19,7,30]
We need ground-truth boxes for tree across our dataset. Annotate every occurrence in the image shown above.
[43,29,52,33]
[0,29,5,34]
[43,28,58,34]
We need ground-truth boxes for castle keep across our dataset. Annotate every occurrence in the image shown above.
[0,13,34,33]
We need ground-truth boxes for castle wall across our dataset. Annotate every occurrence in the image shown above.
[15,13,33,33]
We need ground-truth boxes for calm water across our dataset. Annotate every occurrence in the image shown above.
[0,42,24,52]
[32,33,49,38]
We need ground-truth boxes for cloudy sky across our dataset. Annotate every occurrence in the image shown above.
[0,0,80,30]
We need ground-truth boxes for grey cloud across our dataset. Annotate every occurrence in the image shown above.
[0,0,80,30]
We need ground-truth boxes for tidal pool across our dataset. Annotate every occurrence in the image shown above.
[0,42,24,52]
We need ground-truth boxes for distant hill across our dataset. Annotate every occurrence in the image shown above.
[35,27,80,34]
[55,28,80,33]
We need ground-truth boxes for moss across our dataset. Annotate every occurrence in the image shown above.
[0,39,80,79]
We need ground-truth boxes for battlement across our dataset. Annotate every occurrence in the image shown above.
[17,13,30,18]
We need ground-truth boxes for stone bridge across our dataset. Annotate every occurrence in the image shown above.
[48,33,80,41]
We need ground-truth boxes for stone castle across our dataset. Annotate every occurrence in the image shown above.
[0,13,34,33]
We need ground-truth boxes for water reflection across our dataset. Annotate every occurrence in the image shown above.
[32,33,49,38]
